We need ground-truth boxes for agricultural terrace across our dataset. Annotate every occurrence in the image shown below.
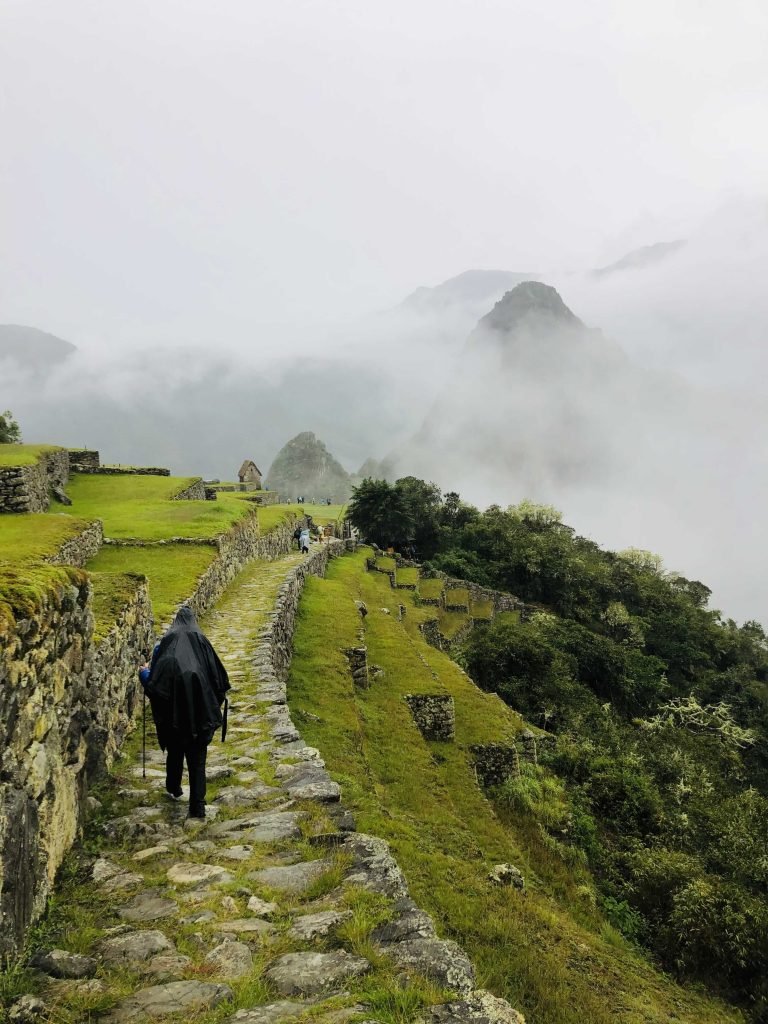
[301,502,347,526]
[0,467,300,635]
[0,443,63,467]
[63,474,258,541]
[287,548,740,1024]
[59,473,301,627]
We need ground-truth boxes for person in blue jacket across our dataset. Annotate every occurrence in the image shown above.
[139,606,230,819]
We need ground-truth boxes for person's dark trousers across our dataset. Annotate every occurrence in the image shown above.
[166,734,209,817]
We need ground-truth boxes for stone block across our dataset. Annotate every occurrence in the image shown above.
[470,744,520,787]
[405,694,455,741]
[343,646,369,689]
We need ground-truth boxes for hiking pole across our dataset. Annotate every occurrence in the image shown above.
[142,694,147,779]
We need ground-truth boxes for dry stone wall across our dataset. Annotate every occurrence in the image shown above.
[171,478,206,501]
[185,515,300,624]
[255,539,354,688]
[47,520,104,568]
[249,544,526,1024]
[0,573,152,957]
[0,506,301,953]
[405,694,456,741]
[67,450,100,472]
[74,466,171,477]
[0,450,70,513]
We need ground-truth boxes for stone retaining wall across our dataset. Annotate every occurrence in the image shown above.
[67,450,100,471]
[47,520,104,568]
[171,478,206,501]
[422,569,522,615]
[0,574,152,957]
[185,515,301,625]
[0,450,70,513]
[0,505,310,955]
[252,545,526,1024]
[74,466,171,477]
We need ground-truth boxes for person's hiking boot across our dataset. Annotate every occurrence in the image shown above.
[188,803,206,820]
[165,787,183,801]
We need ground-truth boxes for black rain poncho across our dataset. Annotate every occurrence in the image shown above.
[145,606,230,749]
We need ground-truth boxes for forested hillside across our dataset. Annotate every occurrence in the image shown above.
[348,478,768,1020]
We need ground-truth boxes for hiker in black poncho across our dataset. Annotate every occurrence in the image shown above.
[139,606,230,819]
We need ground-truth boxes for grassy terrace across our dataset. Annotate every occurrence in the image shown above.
[395,566,419,587]
[301,502,347,526]
[89,571,147,643]
[0,513,91,563]
[444,586,469,608]
[62,475,301,624]
[416,577,444,602]
[373,555,396,573]
[63,474,256,540]
[0,467,300,635]
[0,443,63,467]
[88,546,217,627]
[436,608,470,639]
[0,564,86,633]
[469,597,493,620]
[288,548,741,1024]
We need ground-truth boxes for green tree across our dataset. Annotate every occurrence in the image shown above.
[0,409,21,444]
[347,478,415,549]
[393,476,442,557]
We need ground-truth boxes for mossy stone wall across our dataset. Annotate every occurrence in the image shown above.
[0,450,70,513]
[47,520,104,568]
[0,574,152,957]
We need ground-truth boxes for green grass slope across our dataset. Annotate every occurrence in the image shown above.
[288,549,743,1024]
[0,443,63,467]
[0,513,91,563]
[62,474,255,540]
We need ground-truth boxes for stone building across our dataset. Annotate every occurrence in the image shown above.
[238,459,263,487]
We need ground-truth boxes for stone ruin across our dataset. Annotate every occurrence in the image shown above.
[343,647,369,689]
[405,694,456,741]
[470,743,520,787]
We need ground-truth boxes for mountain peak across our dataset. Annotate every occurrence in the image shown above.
[0,324,77,369]
[401,269,535,314]
[479,281,583,333]
[266,431,352,502]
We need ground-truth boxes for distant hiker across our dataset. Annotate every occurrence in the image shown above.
[293,525,302,550]
[300,528,310,554]
[139,606,230,820]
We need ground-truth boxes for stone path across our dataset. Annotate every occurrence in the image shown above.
[14,549,524,1024]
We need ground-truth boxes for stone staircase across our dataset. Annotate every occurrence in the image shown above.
[8,549,524,1024]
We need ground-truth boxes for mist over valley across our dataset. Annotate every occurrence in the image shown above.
[4,203,768,622]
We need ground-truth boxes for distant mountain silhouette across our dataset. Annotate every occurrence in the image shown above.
[592,240,685,277]
[0,325,77,369]
[387,280,692,495]
[266,431,353,503]
[401,269,536,316]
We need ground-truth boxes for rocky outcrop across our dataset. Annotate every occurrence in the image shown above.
[266,432,352,503]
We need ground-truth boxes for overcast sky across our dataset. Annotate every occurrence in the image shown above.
[2,0,767,353]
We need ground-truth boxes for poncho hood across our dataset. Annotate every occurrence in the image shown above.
[145,605,230,746]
